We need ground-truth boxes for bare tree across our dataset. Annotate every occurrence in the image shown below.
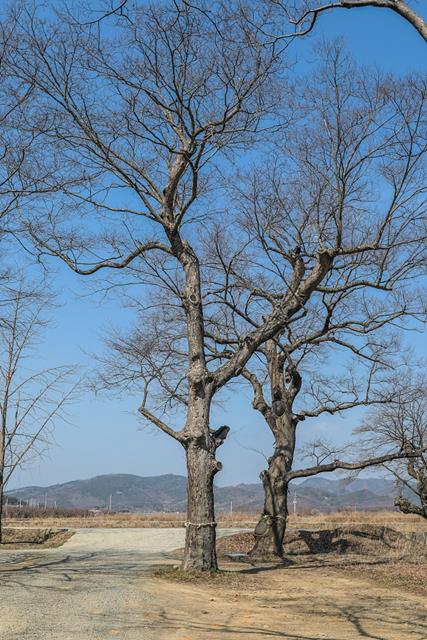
[8,1,290,571]
[237,343,421,556]
[203,44,427,556]
[95,43,427,561]
[8,3,427,570]
[357,387,427,519]
[0,5,36,235]
[0,279,76,542]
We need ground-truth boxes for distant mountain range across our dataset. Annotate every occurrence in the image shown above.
[6,473,406,513]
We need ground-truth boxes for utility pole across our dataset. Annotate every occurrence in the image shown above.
[108,494,112,512]
[230,500,233,516]
[293,491,297,515]
[5,497,8,517]
[44,493,48,509]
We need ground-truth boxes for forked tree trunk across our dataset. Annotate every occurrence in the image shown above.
[250,396,297,559]
[248,344,298,559]
[251,467,289,558]
[182,441,218,571]
[250,443,293,558]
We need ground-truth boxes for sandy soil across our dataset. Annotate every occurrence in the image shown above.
[144,559,427,640]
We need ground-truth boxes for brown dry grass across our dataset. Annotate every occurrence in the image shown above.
[0,527,74,549]
[4,512,186,529]
[5,508,426,533]
[3,511,257,530]
[216,525,427,597]
[287,509,427,532]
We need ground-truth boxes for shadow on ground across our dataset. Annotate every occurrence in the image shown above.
[0,529,425,640]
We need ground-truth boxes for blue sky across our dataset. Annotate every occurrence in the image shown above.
[10,4,427,489]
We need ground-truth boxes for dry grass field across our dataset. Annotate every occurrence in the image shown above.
[217,525,427,592]
[287,510,427,533]
[4,508,427,532]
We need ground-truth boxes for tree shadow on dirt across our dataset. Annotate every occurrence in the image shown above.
[1,547,425,639]
[336,603,427,639]
[0,548,177,592]
[134,604,427,640]
[297,529,350,553]
[234,554,398,575]
[98,606,345,639]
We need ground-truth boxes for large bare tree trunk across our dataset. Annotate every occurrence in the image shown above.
[183,440,218,571]
[0,431,4,544]
[0,441,5,544]
[1,384,7,545]
[395,451,427,519]
[251,464,289,558]
[0,478,4,545]
[250,414,296,559]
[245,345,298,559]
[181,388,227,571]
[176,237,224,571]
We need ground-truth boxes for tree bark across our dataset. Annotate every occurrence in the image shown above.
[251,465,289,558]
[250,417,296,559]
[296,1,427,43]
[395,459,427,519]
[395,495,427,518]
[183,439,219,571]
[180,385,226,571]
[0,478,3,545]
[247,343,299,559]
[0,431,4,544]
[342,1,427,43]
[164,217,224,571]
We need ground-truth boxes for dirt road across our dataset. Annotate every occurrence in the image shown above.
[0,528,189,640]
[0,528,425,640]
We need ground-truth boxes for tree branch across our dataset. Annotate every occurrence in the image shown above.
[138,404,184,443]
[287,449,423,481]
[282,1,427,43]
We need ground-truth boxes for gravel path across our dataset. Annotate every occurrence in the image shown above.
[0,527,239,640]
